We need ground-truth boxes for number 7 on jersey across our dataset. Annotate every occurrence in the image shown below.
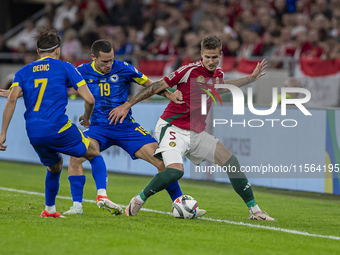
[34,78,48,111]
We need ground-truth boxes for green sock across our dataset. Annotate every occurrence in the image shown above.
[140,191,147,201]
[246,199,257,208]
[224,155,256,208]
[140,168,184,201]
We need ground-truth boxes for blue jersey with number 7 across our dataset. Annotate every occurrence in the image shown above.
[10,56,86,138]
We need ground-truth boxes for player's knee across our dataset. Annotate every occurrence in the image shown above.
[83,146,100,160]
[154,159,166,172]
[58,153,63,166]
[88,142,101,156]
[49,156,63,173]
[68,156,85,175]
[69,156,85,166]
[214,143,232,166]
[166,163,184,171]
[165,167,184,181]
[56,154,63,171]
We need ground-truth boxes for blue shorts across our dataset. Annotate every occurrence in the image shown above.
[29,124,90,166]
[83,121,156,159]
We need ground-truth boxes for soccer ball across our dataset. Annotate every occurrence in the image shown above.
[172,195,199,219]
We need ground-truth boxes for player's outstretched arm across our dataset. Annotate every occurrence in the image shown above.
[0,86,22,151]
[108,78,169,125]
[142,79,184,104]
[219,59,267,94]
[0,89,23,98]
[77,85,95,128]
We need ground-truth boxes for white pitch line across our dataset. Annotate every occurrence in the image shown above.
[1,186,340,241]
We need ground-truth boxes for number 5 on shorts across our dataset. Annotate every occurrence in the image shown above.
[34,78,48,111]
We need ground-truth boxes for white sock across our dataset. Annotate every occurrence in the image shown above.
[45,205,56,214]
[249,204,261,214]
[135,194,144,203]
[73,202,82,207]
[97,189,107,196]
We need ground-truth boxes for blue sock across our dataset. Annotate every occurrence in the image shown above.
[90,155,107,190]
[68,175,86,203]
[165,181,183,202]
[45,169,61,206]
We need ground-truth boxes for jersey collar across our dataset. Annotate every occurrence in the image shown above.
[37,56,53,61]
[91,61,105,75]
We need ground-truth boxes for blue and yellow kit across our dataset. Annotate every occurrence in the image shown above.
[12,56,86,138]
[11,56,89,166]
[77,60,147,125]
[77,60,156,159]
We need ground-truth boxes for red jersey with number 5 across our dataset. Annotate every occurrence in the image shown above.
[162,60,224,133]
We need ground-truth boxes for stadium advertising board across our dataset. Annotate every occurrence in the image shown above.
[1,98,339,194]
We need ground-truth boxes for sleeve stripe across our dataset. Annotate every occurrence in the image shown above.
[179,67,196,84]
[77,80,86,88]
[9,82,19,91]
[133,74,148,85]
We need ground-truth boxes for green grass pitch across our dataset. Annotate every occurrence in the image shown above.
[0,160,340,255]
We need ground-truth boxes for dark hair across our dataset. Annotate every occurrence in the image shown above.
[91,40,112,58]
[34,27,61,53]
[201,35,222,52]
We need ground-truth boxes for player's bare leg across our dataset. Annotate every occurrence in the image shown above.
[41,154,65,218]
[126,146,185,217]
[125,162,184,216]
[128,143,182,215]
[134,143,205,216]
[134,142,166,172]
[65,137,123,216]
[214,141,276,221]
[63,156,86,215]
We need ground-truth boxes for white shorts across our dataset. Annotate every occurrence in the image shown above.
[154,118,219,166]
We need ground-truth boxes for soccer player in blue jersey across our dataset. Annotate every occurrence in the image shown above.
[63,40,206,216]
[0,28,123,218]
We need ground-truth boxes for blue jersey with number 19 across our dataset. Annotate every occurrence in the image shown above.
[11,56,86,138]
[77,60,148,125]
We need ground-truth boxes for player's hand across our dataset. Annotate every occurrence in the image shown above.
[169,90,184,104]
[250,59,267,81]
[0,134,7,151]
[0,89,10,98]
[108,102,131,125]
[79,115,91,128]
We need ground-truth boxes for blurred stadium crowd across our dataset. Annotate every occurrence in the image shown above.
[2,0,340,67]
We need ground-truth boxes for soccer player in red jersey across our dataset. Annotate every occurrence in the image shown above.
[109,35,276,221]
